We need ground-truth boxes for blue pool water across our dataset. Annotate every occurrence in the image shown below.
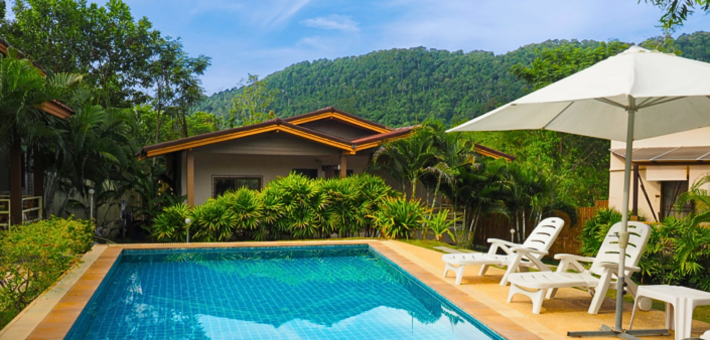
[66,245,503,340]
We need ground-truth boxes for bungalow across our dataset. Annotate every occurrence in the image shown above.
[0,38,75,228]
[609,126,710,222]
[138,107,514,206]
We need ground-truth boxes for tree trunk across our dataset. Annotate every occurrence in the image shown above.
[411,179,417,200]
[522,210,527,243]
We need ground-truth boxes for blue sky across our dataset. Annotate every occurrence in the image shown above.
[114,0,709,95]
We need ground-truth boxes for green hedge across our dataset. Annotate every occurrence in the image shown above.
[0,217,94,327]
[151,173,430,242]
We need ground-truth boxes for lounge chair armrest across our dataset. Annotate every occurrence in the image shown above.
[487,238,520,248]
[487,238,522,255]
[509,246,548,257]
[554,254,595,273]
[554,254,595,262]
[598,262,641,274]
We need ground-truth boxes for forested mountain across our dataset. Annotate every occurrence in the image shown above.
[196,31,710,127]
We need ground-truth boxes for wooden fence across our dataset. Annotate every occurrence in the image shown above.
[470,200,608,257]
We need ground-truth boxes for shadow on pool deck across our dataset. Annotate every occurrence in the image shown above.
[384,240,710,340]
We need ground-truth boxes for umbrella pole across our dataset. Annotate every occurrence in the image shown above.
[569,99,668,339]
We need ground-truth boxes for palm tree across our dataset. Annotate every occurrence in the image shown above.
[0,48,81,150]
[371,125,438,199]
[46,99,133,216]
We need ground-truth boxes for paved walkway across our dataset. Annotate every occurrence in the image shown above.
[385,240,710,339]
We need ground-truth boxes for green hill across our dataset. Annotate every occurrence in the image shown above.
[196,32,710,127]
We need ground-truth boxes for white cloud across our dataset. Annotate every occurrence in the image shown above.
[259,0,313,30]
[302,15,360,32]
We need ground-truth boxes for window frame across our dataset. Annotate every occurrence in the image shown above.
[212,175,263,197]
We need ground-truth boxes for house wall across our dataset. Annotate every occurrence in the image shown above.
[609,126,710,221]
[180,132,372,205]
[299,120,375,140]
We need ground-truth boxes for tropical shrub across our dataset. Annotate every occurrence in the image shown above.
[151,203,190,242]
[318,177,359,236]
[427,210,457,242]
[221,187,262,231]
[578,208,622,257]
[188,199,237,242]
[256,189,285,241]
[263,173,326,239]
[370,197,428,239]
[347,174,398,235]
[153,173,400,241]
[0,217,94,327]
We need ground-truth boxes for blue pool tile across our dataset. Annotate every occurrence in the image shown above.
[65,245,503,340]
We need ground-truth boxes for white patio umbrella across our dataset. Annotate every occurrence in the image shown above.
[448,45,710,338]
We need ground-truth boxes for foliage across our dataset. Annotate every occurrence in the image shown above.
[197,32,710,128]
[124,167,185,228]
[188,198,237,242]
[149,37,211,142]
[578,204,710,292]
[370,197,428,239]
[221,188,261,231]
[1,0,161,107]
[0,48,81,149]
[151,203,190,242]
[261,173,325,239]
[578,208,622,257]
[0,217,93,327]
[151,173,397,242]
[371,125,438,198]
[226,74,278,128]
[644,0,710,30]
[426,210,457,242]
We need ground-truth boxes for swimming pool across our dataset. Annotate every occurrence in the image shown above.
[65,245,503,340]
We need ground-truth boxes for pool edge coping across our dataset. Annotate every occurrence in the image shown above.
[23,240,542,340]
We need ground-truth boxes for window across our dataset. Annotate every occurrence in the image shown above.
[213,176,262,197]
[661,180,692,219]
[292,168,318,179]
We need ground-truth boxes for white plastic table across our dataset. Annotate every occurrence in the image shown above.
[630,285,710,340]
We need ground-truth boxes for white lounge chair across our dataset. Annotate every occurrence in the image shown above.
[442,217,565,285]
[506,221,651,314]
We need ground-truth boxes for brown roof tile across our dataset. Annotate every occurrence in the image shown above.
[139,118,355,157]
[351,126,415,145]
[283,106,390,130]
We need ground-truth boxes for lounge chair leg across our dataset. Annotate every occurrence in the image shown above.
[546,288,558,299]
[443,263,452,278]
[508,284,546,314]
[479,264,489,276]
[444,263,466,285]
[500,254,522,286]
[588,271,613,314]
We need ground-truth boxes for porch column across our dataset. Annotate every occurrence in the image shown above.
[186,150,195,207]
[339,153,347,178]
[632,163,639,217]
[9,139,22,226]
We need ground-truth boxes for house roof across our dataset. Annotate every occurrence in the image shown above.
[352,126,416,150]
[138,107,515,161]
[284,106,390,133]
[475,143,516,161]
[611,146,710,163]
[139,118,358,159]
[0,37,74,119]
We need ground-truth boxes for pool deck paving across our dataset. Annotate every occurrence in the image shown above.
[3,239,708,339]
